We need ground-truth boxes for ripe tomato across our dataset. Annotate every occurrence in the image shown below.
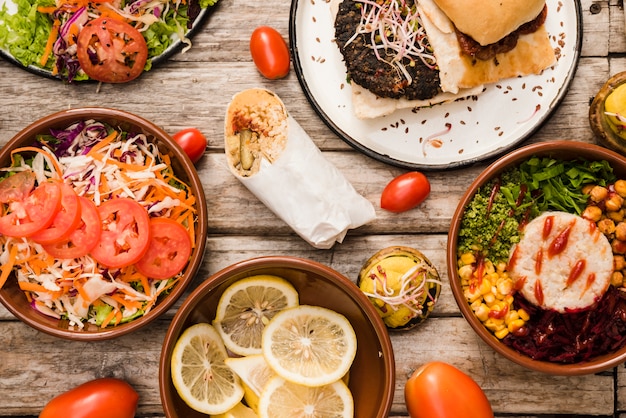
[90,198,151,269]
[380,171,430,213]
[0,170,36,203]
[40,377,138,418]
[172,128,207,163]
[135,217,192,279]
[405,362,494,418]
[31,183,81,245]
[43,197,102,259]
[0,181,62,237]
[76,17,148,83]
[250,26,291,79]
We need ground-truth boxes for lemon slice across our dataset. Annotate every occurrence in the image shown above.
[170,323,244,415]
[213,402,259,418]
[214,275,299,356]
[257,376,354,418]
[225,354,276,413]
[262,305,357,387]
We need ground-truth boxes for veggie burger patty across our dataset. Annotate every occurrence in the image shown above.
[334,0,441,101]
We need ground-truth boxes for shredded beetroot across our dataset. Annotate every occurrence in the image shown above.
[502,286,626,363]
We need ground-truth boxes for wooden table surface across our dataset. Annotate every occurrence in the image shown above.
[1,0,625,416]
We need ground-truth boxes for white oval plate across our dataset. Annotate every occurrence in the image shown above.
[289,0,582,170]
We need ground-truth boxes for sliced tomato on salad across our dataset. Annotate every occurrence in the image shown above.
[0,171,36,203]
[43,197,102,259]
[135,218,192,280]
[76,17,149,83]
[31,183,81,245]
[0,181,62,237]
[90,198,151,269]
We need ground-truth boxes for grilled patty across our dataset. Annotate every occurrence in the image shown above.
[334,0,441,101]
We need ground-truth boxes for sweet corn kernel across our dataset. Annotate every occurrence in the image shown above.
[483,318,505,332]
[504,294,514,306]
[474,304,490,322]
[464,288,482,303]
[496,278,513,296]
[483,292,496,305]
[507,319,525,333]
[495,328,510,339]
[458,264,474,280]
[504,310,519,325]
[479,278,492,295]
[517,308,530,321]
[484,260,495,275]
[460,253,476,265]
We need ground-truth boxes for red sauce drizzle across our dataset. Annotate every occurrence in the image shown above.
[547,220,575,257]
[534,248,543,275]
[542,215,554,239]
[486,179,500,216]
[514,276,527,291]
[488,304,509,319]
[534,280,544,306]
[566,259,586,287]
[507,246,520,271]
[584,273,596,294]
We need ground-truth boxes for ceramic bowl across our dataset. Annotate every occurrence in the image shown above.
[0,107,208,340]
[159,256,395,417]
[447,140,626,375]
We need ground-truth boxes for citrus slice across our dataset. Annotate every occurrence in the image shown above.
[213,402,259,418]
[225,354,276,413]
[262,305,357,387]
[257,376,354,418]
[213,275,299,356]
[170,323,244,415]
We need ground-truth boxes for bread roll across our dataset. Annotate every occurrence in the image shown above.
[432,0,546,46]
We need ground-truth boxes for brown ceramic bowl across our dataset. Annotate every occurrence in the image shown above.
[159,256,395,417]
[0,107,208,341]
[447,140,626,375]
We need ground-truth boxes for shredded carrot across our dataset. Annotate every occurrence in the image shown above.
[40,19,60,67]
[18,281,51,293]
[37,6,58,13]
[86,131,119,157]
[0,244,18,290]
[101,308,117,328]
[11,147,63,179]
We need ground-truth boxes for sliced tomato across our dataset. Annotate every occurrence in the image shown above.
[135,218,192,280]
[0,170,36,203]
[31,183,81,245]
[0,182,62,237]
[76,17,148,83]
[90,198,151,269]
[43,197,102,259]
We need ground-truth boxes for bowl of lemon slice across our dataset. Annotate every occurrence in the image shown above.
[158,256,395,418]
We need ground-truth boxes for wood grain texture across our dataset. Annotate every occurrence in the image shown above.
[0,0,624,416]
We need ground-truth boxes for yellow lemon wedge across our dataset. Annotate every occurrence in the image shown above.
[214,275,299,356]
[170,323,244,415]
[257,376,354,418]
[225,354,276,413]
[604,83,626,139]
[213,402,259,418]
[262,305,357,387]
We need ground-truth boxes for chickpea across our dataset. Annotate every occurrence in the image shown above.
[606,194,625,212]
[582,205,603,222]
[598,218,616,235]
[615,180,626,198]
[608,209,625,222]
[616,222,626,241]
[614,255,626,271]
[582,184,596,195]
[612,271,624,287]
[590,185,609,203]
[612,239,626,255]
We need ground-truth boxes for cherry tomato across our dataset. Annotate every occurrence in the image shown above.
[43,197,102,259]
[135,217,192,279]
[380,171,430,213]
[76,17,148,83]
[250,26,291,79]
[405,362,494,418]
[0,181,62,237]
[40,377,138,418]
[0,170,36,203]
[31,183,81,245]
[172,128,207,163]
[90,198,151,269]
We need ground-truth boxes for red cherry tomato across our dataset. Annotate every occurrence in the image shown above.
[40,377,138,418]
[172,128,207,163]
[135,217,192,279]
[31,183,81,245]
[76,17,148,83]
[0,181,62,237]
[43,197,102,259]
[380,171,430,213]
[90,198,151,269]
[405,362,494,418]
[250,26,291,79]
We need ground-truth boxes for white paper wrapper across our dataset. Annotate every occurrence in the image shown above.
[224,89,376,248]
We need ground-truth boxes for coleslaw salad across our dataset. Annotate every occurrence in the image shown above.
[0,0,219,81]
[0,119,198,328]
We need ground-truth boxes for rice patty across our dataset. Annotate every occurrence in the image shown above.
[508,211,613,313]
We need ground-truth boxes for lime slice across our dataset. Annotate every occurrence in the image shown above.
[170,323,244,415]
[257,376,353,418]
[214,275,299,356]
[225,354,276,413]
[262,305,357,387]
